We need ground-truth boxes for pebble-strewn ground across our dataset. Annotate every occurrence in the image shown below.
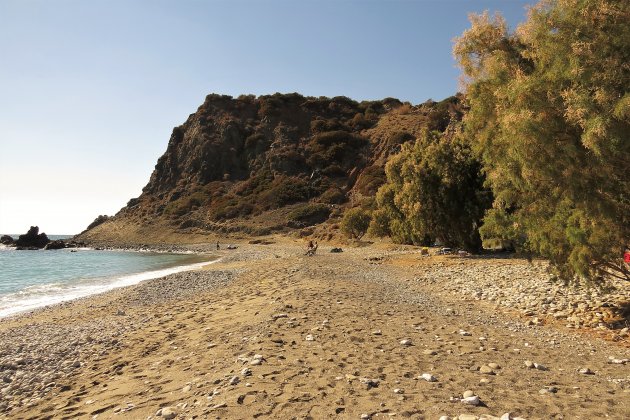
[405,257,630,334]
[0,243,628,420]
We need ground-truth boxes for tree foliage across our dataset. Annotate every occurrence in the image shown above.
[453,0,630,281]
[341,207,371,240]
[369,130,491,251]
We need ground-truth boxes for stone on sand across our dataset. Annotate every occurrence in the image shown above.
[461,395,480,406]
[479,365,494,374]
[157,406,177,419]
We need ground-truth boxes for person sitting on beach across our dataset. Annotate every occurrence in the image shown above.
[306,241,318,256]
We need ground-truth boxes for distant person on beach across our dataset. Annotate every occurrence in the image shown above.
[624,247,630,269]
[306,240,318,256]
[216,241,220,250]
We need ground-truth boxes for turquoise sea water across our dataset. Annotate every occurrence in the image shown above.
[0,240,211,318]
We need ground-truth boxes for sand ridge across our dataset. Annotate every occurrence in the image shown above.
[0,242,629,419]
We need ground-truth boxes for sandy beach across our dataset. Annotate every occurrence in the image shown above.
[1,240,629,420]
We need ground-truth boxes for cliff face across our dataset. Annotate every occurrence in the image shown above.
[80,93,462,243]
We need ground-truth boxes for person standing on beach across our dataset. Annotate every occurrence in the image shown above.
[216,241,220,250]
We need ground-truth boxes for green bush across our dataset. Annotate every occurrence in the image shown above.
[164,190,211,217]
[212,200,254,220]
[319,187,346,204]
[288,204,330,225]
[288,204,331,225]
[258,176,312,209]
[354,165,386,195]
[341,207,371,239]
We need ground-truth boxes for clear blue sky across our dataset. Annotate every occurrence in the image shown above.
[0,0,532,234]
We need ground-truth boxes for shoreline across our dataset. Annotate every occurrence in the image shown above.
[0,248,221,320]
[0,242,628,419]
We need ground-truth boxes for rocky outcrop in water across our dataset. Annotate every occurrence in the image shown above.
[44,240,66,250]
[15,227,49,249]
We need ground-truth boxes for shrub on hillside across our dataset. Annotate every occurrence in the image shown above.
[288,204,331,226]
[164,190,211,217]
[319,187,346,204]
[257,176,312,210]
[354,165,386,195]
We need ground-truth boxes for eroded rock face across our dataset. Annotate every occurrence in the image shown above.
[15,227,49,249]
[0,235,14,245]
[76,93,465,239]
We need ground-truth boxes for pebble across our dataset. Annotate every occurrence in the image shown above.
[228,376,240,386]
[578,367,594,375]
[360,414,370,419]
[461,395,480,406]
[182,385,191,393]
[525,360,547,370]
[372,330,382,335]
[305,334,315,341]
[420,373,437,382]
[463,390,474,398]
[400,339,412,346]
[393,388,404,394]
[359,377,380,389]
[423,349,438,355]
[459,415,478,420]
[241,368,252,377]
[479,365,494,374]
[158,406,177,419]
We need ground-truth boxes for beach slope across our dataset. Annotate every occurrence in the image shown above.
[1,243,628,419]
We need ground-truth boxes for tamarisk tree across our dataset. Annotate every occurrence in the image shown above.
[454,0,630,281]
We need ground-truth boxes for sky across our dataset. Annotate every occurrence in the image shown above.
[0,0,532,234]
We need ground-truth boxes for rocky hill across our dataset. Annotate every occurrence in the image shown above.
[78,93,463,244]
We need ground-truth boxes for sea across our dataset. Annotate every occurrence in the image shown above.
[0,235,212,318]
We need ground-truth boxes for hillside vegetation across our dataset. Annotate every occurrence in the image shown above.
[80,93,463,242]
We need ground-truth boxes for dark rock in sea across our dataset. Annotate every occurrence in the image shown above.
[15,226,49,249]
[44,240,66,250]
[0,235,14,245]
